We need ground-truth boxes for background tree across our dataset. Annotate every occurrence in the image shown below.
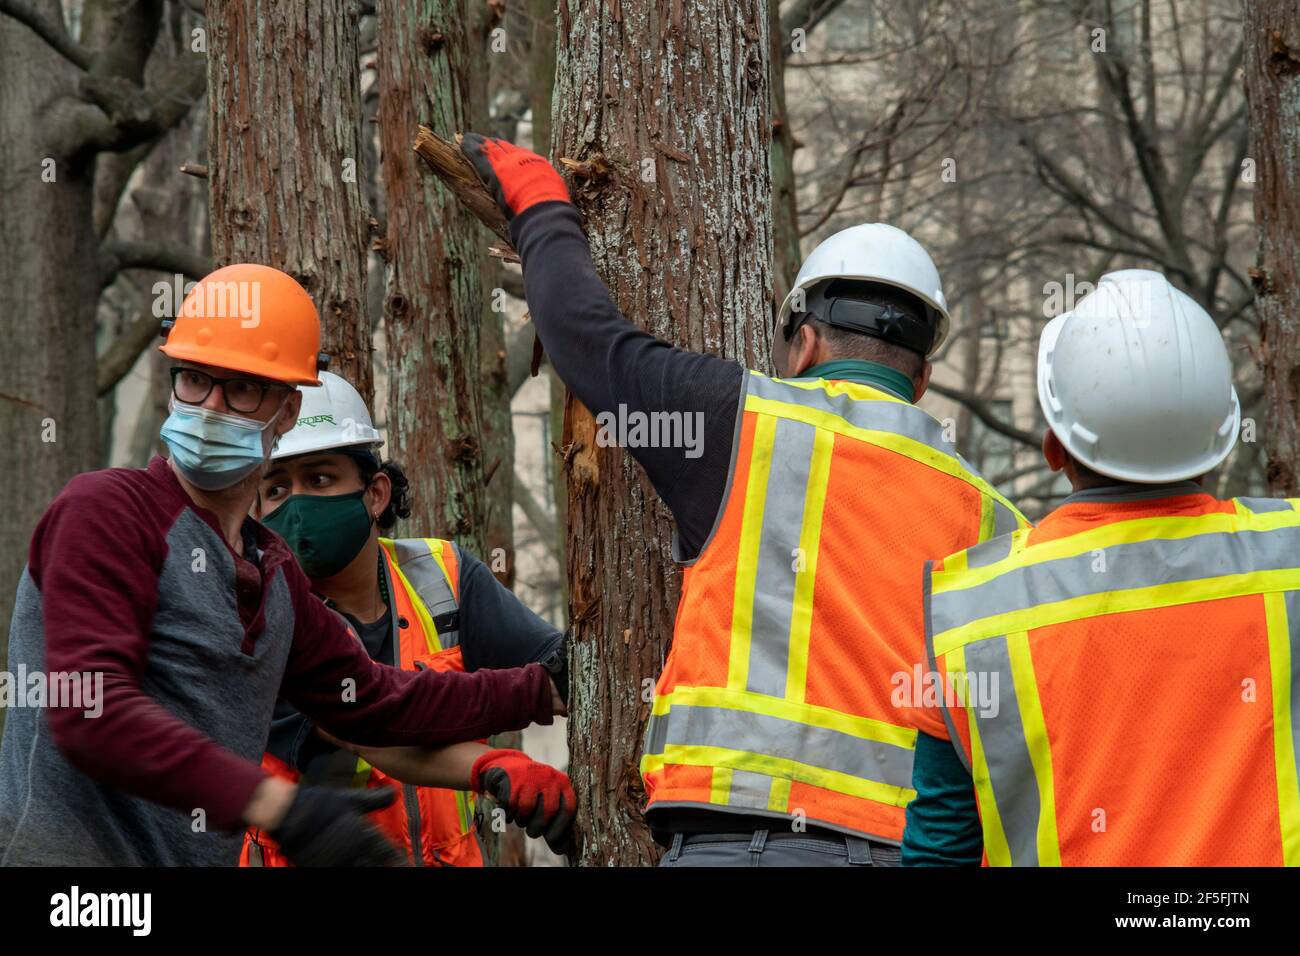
[205,0,373,398]
[0,0,205,658]
[377,0,527,865]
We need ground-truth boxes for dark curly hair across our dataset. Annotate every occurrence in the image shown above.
[346,450,413,530]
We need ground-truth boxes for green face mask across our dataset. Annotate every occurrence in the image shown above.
[262,489,374,579]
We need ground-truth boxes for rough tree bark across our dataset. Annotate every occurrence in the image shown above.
[205,0,373,399]
[1243,1,1300,497]
[0,8,100,644]
[381,0,527,864]
[525,0,570,618]
[553,0,774,865]
[377,1,493,552]
[769,0,803,303]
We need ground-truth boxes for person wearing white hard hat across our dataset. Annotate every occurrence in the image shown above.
[456,133,1027,865]
[903,269,1300,866]
[241,372,576,866]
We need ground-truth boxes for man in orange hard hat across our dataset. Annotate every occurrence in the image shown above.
[0,264,565,867]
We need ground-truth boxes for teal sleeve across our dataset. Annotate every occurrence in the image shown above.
[901,731,984,866]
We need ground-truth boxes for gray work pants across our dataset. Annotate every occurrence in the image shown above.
[658,828,902,867]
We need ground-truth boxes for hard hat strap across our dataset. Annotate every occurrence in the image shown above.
[802,283,937,356]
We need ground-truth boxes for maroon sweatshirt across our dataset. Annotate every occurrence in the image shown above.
[0,456,553,866]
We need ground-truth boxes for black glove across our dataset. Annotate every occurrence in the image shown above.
[539,641,570,707]
[269,785,405,867]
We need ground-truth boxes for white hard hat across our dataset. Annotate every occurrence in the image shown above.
[272,371,383,461]
[1037,269,1239,483]
[777,223,951,355]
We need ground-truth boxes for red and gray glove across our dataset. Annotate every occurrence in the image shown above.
[470,748,576,856]
[460,133,572,220]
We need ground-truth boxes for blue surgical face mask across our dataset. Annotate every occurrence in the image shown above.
[160,399,287,491]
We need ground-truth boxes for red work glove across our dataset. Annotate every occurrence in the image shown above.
[460,133,572,220]
[470,748,576,856]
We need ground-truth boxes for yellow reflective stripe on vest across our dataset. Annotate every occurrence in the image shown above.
[930,509,1300,657]
[455,791,476,835]
[641,685,917,803]
[385,538,460,653]
[745,373,1025,529]
[928,501,1300,866]
[1266,590,1300,866]
[725,413,835,700]
[958,632,1061,866]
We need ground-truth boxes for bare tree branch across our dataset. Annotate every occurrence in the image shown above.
[780,0,848,55]
[97,305,162,396]
[98,238,211,289]
[927,381,1042,450]
[0,0,93,70]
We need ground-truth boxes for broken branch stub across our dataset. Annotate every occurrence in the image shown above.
[413,126,544,372]
[412,126,513,247]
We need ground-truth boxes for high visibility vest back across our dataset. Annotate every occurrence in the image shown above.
[925,493,1300,865]
[640,371,1027,842]
[242,537,485,867]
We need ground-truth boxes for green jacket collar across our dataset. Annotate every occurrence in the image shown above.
[794,359,915,403]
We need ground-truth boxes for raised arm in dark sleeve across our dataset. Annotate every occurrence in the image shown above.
[278,563,555,746]
[510,201,746,560]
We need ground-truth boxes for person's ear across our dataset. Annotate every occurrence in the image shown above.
[365,470,392,523]
[913,360,933,400]
[1043,428,1069,473]
[274,391,302,438]
[787,324,820,377]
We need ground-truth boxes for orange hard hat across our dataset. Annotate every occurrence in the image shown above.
[158,263,329,385]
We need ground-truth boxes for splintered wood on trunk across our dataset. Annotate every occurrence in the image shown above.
[413,128,512,246]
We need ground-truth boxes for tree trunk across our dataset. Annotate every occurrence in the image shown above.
[769,0,802,305]
[379,0,530,864]
[0,11,101,645]
[554,0,774,866]
[205,0,373,399]
[376,0,492,550]
[1243,1,1300,497]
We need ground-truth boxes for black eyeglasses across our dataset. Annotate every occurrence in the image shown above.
[170,367,290,414]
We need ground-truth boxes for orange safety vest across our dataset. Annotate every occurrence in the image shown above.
[640,371,1027,842]
[242,537,486,867]
[924,490,1300,865]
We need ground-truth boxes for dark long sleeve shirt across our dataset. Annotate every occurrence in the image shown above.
[512,201,745,561]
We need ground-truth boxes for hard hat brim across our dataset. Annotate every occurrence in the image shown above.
[158,341,322,386]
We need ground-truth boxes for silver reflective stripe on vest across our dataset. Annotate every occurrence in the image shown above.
[965,534,1017,570]
[964,635,1039,865]
[992,500,1021,537]
[642,704,914,791]
[728,769,775,808]
[1240,497,1296,514]
[745,416,817,698]
[1286,591,1300,792]
[931,524,1300,638]
[391,538,460,647]
[747,373,972,469]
